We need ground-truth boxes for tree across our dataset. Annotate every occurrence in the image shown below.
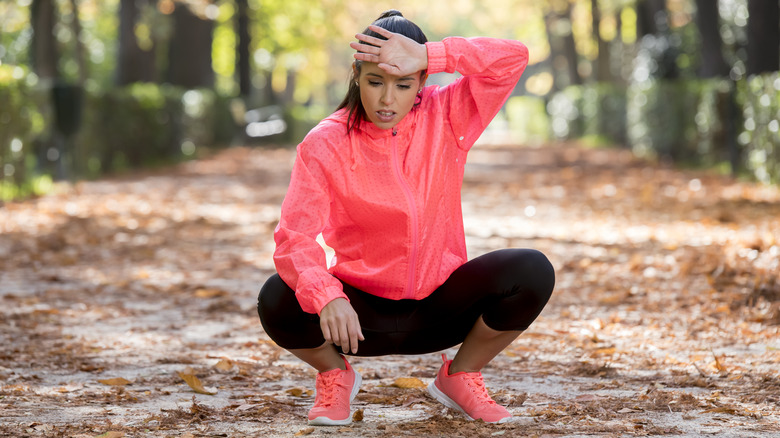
[167,2,214,88]
[67,0,87,85]
[635,0,678,79]
[235,0,251,97]
[694,0,730,78]
[30,0,60,81]
[591,0,611,82]
[746,0,780,75]
[544,1,582,91]
[117,0,158,85]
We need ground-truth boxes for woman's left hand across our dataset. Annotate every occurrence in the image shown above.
[351,25,428,77]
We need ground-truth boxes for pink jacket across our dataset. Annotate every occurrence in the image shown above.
[274,37,529,314]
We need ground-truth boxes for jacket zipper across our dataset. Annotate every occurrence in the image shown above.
[391,128,418,300]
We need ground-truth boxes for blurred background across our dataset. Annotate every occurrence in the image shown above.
[0,0,778,200]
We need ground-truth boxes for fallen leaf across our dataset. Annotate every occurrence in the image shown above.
[195,288,227,298]
[701,406,738,415]
[95,432,125,438]
[294,427,315,436]
[286,387,312,397]
[392,377,426,389]
[214,358,234,371]
[57,383,84,393]
[401,395,426,407]
[97,378,132,386]
[591,347,617,356]
[177,371,217,395]
[712,353,728,373]
[352,408,364,422]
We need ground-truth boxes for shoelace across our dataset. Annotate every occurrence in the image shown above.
[315,371,347,408]
[461,372,498,405]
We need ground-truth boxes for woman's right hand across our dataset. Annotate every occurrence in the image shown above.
[319,298,365,354]
[351,25,428,77]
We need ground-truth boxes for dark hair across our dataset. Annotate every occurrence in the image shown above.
[337,10,428,133]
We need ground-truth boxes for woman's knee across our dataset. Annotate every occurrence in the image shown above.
[497,248,554,285]
[257,273,293,322]
[522,249,555,286]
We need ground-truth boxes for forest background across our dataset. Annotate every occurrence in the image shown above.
[0,0,779,200]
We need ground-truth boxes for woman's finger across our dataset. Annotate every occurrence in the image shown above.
[353,52,379,63]
[320,321,333,345]
[337,324,351,354]
[367,25,394,38]
[350,42,380,55]
[354,33,386,48]
[348,327,360,354]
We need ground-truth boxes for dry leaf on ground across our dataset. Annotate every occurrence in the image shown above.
[97,378,132,386]
[392,377,426,389]
[177,371,217,395]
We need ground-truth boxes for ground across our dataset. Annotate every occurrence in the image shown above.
[0,140,779,437]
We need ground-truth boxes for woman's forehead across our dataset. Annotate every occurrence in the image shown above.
[360,63,419,81]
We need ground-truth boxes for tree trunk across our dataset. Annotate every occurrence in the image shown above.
[636,0,666,37]
[636,0,678,79]
[167,2,214,88]
[68,0,87,85]
[746,0,780,75]
[694,0,730,78]
[561,3,582,86]
[591,0,611,82]
[30,0,60,81]
[117,0,157,85]
[544,3,582,90]
[235,0,251,97]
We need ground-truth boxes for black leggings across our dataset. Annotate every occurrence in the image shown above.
[257,248,554,357]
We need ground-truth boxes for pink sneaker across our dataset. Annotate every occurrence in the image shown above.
[308,356,362,426]
[427,354,511,423]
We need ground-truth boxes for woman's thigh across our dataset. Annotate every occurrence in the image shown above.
[257,248,554,356]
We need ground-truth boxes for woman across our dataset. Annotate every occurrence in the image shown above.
[258,10,555,426]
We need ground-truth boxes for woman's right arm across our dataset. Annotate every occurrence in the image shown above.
[273,143,347,316]
[274,141,365,353]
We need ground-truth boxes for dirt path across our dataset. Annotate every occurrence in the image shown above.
[1,142,779,437]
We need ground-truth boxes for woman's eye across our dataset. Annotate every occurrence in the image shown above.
[368,81,382,87]
[397,84,412,90]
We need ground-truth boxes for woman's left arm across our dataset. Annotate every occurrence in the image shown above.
[427,37,529,148]
[352,28,529,148]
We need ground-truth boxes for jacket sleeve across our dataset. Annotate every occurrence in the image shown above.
[425,37,529,149]
[273,141,348,315]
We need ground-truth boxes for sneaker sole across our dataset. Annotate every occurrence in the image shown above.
[308,369,363,426]
[426,380,511,424]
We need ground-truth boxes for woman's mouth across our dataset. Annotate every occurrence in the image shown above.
[375,110,395,123]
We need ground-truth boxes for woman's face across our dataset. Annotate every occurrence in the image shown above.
[357,63,426,130]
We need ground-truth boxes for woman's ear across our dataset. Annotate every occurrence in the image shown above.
[352,62,360,82]
[420,72,429,88]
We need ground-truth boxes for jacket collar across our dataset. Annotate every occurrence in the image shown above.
[356,106,418,139]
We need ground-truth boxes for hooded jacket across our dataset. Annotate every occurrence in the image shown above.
[274,37,529,315]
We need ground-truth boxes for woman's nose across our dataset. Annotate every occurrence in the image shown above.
[381,87,394,105]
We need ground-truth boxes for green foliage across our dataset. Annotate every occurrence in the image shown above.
[2,75,235,200]
[0,65,46,201]
[692,79,734,167]
[627,80,702,160]
[548,83,627,146]
[550,74,780,185]
[505,96,551,145]
[737,73,780,184]
[76,83,234,177]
